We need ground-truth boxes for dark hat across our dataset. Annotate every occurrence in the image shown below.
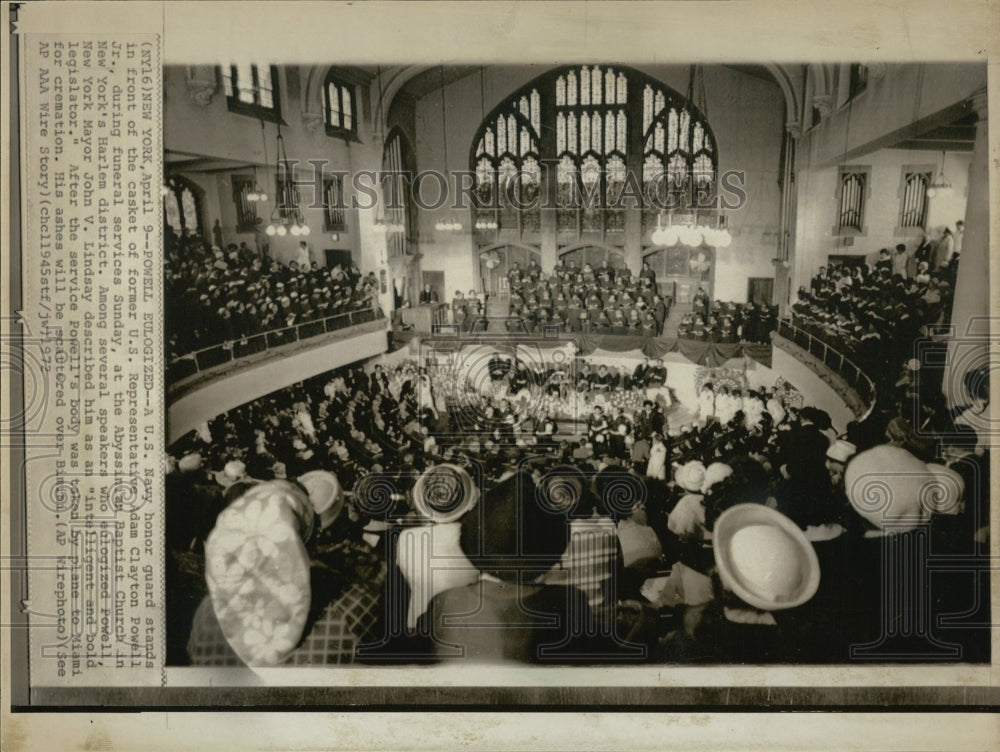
[459,470,570,580]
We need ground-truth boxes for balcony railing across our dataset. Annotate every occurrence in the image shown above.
[167,307,383,384]
[776,317,877,418]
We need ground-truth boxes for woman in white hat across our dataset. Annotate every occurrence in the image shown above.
[662,503,822,663]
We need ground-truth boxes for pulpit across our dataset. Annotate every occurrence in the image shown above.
[401,304,447,333]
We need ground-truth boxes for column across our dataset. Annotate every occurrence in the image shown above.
[773,123,800,315]
[944,89,989,412]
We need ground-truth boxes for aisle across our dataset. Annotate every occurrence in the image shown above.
[660,301,692,338]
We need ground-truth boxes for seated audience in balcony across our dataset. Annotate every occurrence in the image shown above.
[166,231,378,372]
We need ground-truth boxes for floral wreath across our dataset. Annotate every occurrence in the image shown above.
[771,376,804,409]
[694,366,747,395]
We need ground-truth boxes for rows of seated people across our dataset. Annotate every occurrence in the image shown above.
[790,247,959,380]
[483,353,669,393]
[165,229,380,375]
[166,350,989,666]
[678,295,777,344]
[450,258,671,335]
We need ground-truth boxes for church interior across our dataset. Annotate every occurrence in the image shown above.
[162,61,991,667]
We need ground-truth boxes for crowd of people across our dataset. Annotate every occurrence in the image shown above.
[790,238,961,377]
[449,258,672,335]
[677,299,777,344]
[165,229,380,376]
[163,219,990,667]
[167,344,989,666]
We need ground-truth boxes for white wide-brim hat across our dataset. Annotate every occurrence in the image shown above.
[298,470,345,530]
[713,503,821,611]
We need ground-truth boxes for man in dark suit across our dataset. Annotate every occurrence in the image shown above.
[646,359,667,388]
[419,284,439,304]
[633,357,651,384]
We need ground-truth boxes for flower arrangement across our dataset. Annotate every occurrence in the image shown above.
[694,366,747,394]
[771,376,804,409]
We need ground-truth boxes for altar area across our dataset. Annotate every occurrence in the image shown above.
[383,337,797,440]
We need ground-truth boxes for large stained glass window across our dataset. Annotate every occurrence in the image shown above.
[555,65,629,234]
[472,86,542,235]
[641,81,717,228]
[470,66,717,246]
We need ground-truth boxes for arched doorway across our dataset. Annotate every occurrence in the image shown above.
[642,245,714,303]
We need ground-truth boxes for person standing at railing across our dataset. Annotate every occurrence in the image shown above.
[294,240,311,270]
[933,227,955,270]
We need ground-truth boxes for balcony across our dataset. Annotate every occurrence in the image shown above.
[167,310,387,443]
[773,318,877,421]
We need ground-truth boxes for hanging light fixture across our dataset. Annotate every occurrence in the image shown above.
[265,123,310,237]
[436,65,462,232]
[372,65,392,235]
[649,66,731,249]
[247,119,269,202]
[926,150,952,198]
[474,65,498,232]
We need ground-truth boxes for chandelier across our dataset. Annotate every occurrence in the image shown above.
[651,213,731,248]
[473,66,497,232]
[372,64,405,236]
[373,216,405,234]
[247,119,269,202]
[435,65,462,232]
[265,124,310,237]
[925,150,952,198]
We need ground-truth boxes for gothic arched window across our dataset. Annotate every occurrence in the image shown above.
[472,86,542,234]
[470,66,717,246]
[641,82,717,227]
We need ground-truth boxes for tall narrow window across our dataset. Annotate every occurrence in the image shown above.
[164,176,203,236]
[641,82,717,222]
[553,65,629,234]
[232,176,259,233]
[325,73,357,137]
[221,64,281,122]
[899,171,930,229]
[837,168,868,234]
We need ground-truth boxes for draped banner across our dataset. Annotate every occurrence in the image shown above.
[413,331,773,369]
